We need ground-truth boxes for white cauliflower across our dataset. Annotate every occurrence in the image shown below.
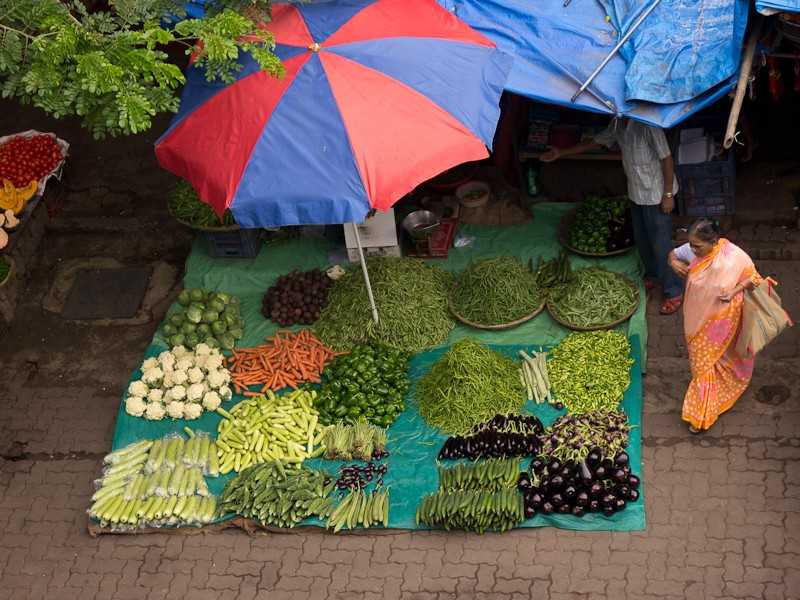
[194,343,212,356]
[142,367,164,386]
[175,358,194,372]
[171,345,189,359]
[194,354,208,370]
[141,357,159,372]
[147,388,165,404]
[125,396,147,417]
[162,370,175,389]
[186,383,205,402]
[166,401,186,419]
[158,351,176,369]
[144,403,166,420]
[172,370,189,386]
[219,386,233,402]
[169,385,187,401]
[204,354,224,371]
[206,369,229,390]
[187,367,204,384]
[183,403,203,420]
[128,380,149,398]
[202,391,222,412]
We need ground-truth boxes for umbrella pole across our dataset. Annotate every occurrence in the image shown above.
[349,222,380,324]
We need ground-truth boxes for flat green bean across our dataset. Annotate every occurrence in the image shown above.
[548,267,637,328]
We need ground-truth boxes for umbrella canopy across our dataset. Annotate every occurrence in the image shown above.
[155,0,512,228]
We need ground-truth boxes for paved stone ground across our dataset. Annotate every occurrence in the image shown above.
[0,103,799,600]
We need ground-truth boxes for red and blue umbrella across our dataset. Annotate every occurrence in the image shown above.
[155,0,512,228]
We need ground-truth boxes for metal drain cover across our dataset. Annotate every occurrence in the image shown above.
[61,267,151,320]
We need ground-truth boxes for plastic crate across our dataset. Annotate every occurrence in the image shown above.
[677,151,736,217]
[204,228,262,258]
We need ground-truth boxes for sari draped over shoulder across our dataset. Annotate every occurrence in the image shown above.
[681,239,760,430]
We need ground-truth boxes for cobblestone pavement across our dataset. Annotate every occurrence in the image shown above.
[0,104,798,599]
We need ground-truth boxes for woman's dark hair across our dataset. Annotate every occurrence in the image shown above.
[688,218,720,244]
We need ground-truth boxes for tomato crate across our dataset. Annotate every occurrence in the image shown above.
[204,228,262,258]
[677,151,736,217]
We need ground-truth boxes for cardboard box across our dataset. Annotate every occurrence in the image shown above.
[346,245,401,263]
[344,209,398,249]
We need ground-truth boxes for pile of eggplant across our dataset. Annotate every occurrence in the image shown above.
[438,414,544,461]
[517,449,640,518]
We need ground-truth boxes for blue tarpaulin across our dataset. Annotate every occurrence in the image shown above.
[756,0,800,13]
[440,0,749,128]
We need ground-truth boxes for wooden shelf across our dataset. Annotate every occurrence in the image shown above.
[519,151,622,162]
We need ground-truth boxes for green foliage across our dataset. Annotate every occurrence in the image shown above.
[0,0,283,138]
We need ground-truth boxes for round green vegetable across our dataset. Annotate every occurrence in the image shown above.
[163,324,177,337]
[201,309,219,324]
[451,256,543,325]
[186,306,203,324]
[569,196,633,254]
[169,333,186,347]
[177,290,192,306]
[161,288,245,349]
[211,320,228,335]
[189,289,205,303]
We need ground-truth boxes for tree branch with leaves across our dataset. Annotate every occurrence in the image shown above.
[0,0,282,138]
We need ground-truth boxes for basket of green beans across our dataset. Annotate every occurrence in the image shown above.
[449,256,545,330]
[546,267,639,331]
[168,180,237,231]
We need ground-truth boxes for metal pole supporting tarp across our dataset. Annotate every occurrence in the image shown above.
[571,0,662,103]
[724,17,764,150]
[349,222,380,324]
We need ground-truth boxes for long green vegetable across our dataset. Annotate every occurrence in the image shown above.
[416,339,525,436]
[314,257,455,353]
[547,267,638,329]
[169,180,235,228]
[451,256,543,325]
[548,331,633,413]
[437,458,521,492]
[417,489,523,533]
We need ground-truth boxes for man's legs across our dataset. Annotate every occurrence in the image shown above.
[631,204,658,281]
[651,210,683,300]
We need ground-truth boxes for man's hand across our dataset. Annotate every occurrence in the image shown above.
[668,254,689,278]
[539,147,560,163]
[661,193,675,214]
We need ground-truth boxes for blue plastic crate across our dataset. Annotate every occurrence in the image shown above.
[677,151,736,217]
[204,228,262,259]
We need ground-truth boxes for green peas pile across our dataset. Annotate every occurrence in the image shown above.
[548,331,633,414]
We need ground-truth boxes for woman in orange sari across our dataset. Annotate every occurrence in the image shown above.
[668,219,761,432]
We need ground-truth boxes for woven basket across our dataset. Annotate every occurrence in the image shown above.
[559,208,634,258]
[546,274,640,331]
[449,297,546,331]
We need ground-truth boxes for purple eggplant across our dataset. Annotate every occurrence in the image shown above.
[572,505,586,517]
[627,474,640,489]
[542,502,554,514]
[628,489,640,502]
[576,490,590,507]
[614,451,629,467]
[550,493,564,507]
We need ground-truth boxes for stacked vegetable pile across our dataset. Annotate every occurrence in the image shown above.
[569,196,633,254]
[215,389,325,473]
[219,461,335,529]
[315,344,409,428]
[262,269,332,326]
[315,257,455,353]
[327,479,390,532]
[323,418,389,461]
[547,267,638,329]
[417,458,525,533]
[169,179,235,228]
[416,339,525,436]
[519,450,640,518]
[519,349,558,406]
[227,329,336,394]
[533,251,571,293]
[0,133,62,188]
[125,344,232,420]
[89,434,219,529]
[163,289,244,350]
[450,256,543,326]
[548,331,633,414]
[438,414,543,461]
[539,411,630,463]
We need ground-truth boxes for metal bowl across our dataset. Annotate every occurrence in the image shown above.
[402,210,440,240]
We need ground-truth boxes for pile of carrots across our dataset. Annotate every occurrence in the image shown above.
[226,329,340,395]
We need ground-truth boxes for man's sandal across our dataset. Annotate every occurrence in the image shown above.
[660,295,683,315]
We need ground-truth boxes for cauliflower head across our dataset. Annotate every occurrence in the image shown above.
[125,396,147,417]
[171,345,189,359]
[158,351,176,369]
[144,403,166,421]
[128,380,149,398]
[166,401,186,419]
[219,386,233,402]
[194,342,212,357]
[141,357,159,372]
[142,367,164,386]
[206,369,229,390]
[186,383,205,402]
[183,403,203,420]
[204,354,224,371]
[187,367,204,384]
[172,370,189,386]
[162,370,175,389]
[169,385,187,401]
[202,391,222,412]
[175,358,194,372]
[147,389,165,404]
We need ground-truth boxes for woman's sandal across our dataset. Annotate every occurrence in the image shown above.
[688,425,702,434]
[660,295,683,315]
[644,278,658,293]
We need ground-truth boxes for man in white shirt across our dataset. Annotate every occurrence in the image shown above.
[541,118,683,314]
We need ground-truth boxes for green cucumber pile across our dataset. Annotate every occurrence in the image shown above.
[169,179,235,229]
[162,288,244,350]
[547,267,638,329]
[450,256,543,325]
[548,331,633,413]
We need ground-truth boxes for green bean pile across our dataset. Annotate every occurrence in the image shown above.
[168,180,235,229]
[534,251,571,292]
[547,267,638,329]
[416,339,525,436]
[314,257,455,353]
[417,489,524,533]
[451,257,543,325]
[437,458,522,492]
[548,331,633,413]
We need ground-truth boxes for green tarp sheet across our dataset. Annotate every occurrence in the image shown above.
[110,202,646,532]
